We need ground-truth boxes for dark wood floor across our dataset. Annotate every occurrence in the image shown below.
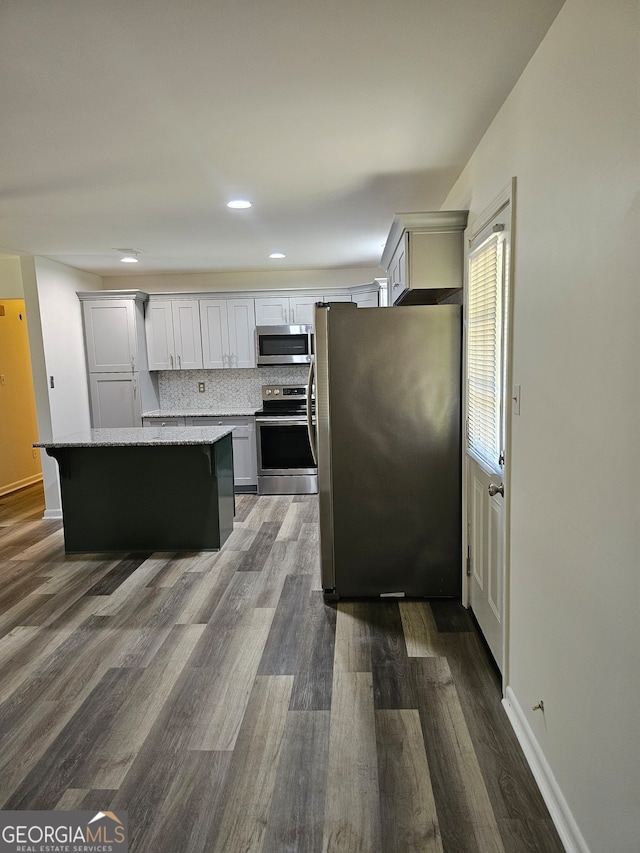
[0,483,565,853]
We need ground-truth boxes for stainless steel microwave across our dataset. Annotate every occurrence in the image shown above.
[256,325,314,365]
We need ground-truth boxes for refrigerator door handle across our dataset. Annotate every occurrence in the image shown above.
[306,357,317,465]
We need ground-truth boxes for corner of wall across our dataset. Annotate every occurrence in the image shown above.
[20,257,60,514]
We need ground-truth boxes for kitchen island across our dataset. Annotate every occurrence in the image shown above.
[35,426,235,553]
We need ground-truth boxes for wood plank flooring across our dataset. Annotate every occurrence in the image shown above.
[0,483,565,853]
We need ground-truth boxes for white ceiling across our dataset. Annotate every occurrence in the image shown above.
[0,0,565,277]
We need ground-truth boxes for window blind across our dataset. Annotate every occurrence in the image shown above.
[467,231,504,472]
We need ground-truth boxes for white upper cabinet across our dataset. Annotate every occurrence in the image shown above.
[255,293,353,326]
[387,235,408,305]
[352,290,379,308]
[381,211,468,305]
[227,298,256,368]
[78,291,159,426]
[289,295,322,325]
[146,299,202,370]
[81,286,379,381]
[172,300,203,369]
[200,297,256,369]
[255,295,323,325]
[322,293,352,304]
[145,301,174,370]
[80,294,147,373]
[255,296,295,325]
[199,299,226,368]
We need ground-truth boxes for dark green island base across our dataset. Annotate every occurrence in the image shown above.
[40,428,235,554]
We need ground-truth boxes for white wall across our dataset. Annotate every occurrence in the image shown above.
[443,1,639,851]
[102,266,381,293]
[0,255,24,297]
[23,257,102,515]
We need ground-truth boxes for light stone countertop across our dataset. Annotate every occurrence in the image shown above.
[34,426,234,449]
[142,409,259,418]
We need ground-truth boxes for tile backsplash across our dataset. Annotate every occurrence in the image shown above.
[157,366,309,411]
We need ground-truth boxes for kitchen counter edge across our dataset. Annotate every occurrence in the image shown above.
[142,409,259,418]
[34,426,235,449]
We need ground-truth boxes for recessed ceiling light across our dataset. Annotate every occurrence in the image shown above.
[269,252,286,259]
[227,199,252,209]
[115,248,140,263]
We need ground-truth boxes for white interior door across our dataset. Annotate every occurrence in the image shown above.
[468,457,505,669]
[465,188,513,674]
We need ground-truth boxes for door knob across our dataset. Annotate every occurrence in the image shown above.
[488,483,504,497]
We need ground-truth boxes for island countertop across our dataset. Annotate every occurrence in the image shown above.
[34,425,234,449]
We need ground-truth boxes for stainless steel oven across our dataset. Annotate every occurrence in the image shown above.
[255,384,317,495]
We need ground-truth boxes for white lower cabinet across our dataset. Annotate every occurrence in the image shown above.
[89,373,143,427]
[186,416,257,491]
[88,370,159,428]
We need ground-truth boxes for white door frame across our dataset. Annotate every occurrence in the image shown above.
[461,178,517,689]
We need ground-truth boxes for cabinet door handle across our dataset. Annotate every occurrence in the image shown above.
[170,354,174,368]
[177,354,182,369]
[131,356,136,371]
[133,379,137,398]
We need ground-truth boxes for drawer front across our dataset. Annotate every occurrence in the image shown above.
[142,417,186,427]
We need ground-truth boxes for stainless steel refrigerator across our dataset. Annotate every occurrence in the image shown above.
[310,301,461,599]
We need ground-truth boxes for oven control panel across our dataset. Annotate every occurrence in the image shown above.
[262,384,309,401]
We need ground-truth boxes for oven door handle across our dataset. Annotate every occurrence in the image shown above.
[255,416,313,427]
[306,357,317,465]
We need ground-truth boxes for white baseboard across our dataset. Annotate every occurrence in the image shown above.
[502,686,590,853]
[43,508,63,520]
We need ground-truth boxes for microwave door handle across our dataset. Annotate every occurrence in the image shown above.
[306,357,317,465]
